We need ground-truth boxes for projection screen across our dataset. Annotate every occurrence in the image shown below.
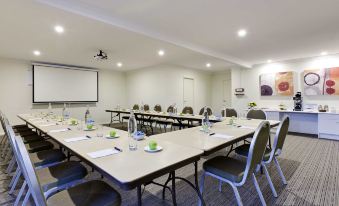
[33,64,98,103]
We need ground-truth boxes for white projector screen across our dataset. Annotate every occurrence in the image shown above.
[33,65,98,103]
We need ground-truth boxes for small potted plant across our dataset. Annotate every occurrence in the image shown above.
[248,102,257,109]
[278,103,286,110]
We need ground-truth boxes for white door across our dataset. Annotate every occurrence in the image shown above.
[183,78,194,109]
[223,80,232,107]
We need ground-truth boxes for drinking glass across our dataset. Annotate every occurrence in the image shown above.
[129,136,138,151]
[96,124,104,138]
[77,120,83,131]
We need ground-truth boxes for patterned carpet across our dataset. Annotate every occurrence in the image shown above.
[1,131,338,206]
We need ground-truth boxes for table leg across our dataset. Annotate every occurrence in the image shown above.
[171,171,177,206]
[194,161,206,206]
[137,185,142,206]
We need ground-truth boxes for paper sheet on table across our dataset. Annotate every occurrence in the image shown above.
[211,133,234,139]
[64,136,89,143]
[240,126,256,130]
[49,128,69,133]
[29,118,43,121]
[87,149,119,159]
[39,123,57,127]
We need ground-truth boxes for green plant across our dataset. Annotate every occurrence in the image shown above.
[248,102,257,107]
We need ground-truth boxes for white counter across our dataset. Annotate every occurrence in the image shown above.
[265,110,339,141]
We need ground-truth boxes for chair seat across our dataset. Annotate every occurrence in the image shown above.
[203,156,246,183]
[31,149,66,167]
[23,135,44,143]
[37,161,88,192]
[47,180,121,206]
[235,144,271,161]
[26,140,54,153]
[14,127,31,133]
[13,124,29,129]
[16,130,37,137]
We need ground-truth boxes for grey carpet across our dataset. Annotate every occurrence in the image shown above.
[1,131,338,206]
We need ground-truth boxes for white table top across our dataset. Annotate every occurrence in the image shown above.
[17,114,203,190]
[151,117,280,155]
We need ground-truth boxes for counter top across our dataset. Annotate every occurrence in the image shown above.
[264,109,339,115]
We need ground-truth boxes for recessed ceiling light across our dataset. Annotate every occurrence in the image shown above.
[237,29,247,37]
[116,62,123,67]
[206,63,211,68]
[267,59,272,63]
[158,50,165,56]
[320,51,328,56]
[54,25,64,33]
[33,50,41,56]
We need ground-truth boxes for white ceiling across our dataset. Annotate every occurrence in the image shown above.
[0,1,234,71]
[37,0,339,67]
[1,1,339,71]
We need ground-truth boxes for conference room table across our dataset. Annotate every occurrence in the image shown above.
[17,114,204,206]
[18,113,279,205]
[105,108,224,130]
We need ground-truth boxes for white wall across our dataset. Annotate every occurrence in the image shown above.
[232,54,339,112]
[125,65,213,113]
[0,57,127,126]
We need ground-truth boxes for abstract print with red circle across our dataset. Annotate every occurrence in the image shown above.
[260,72,294,96]
[303,67,339,95]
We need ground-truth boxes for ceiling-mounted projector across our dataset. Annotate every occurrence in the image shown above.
[94,50,108,60]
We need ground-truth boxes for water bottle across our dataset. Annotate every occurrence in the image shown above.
[85,105,91,124]
[173,103,177,115]
[128,110,138,150]
[201,107,210,132]
[62,103,66,121]
[48,103,53,116]
[64,104,70,120]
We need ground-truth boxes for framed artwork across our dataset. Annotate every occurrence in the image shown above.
[304,67,339,95]
[260,72,294,96]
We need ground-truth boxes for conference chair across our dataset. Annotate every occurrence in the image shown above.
[14,133,122,206]
[182,106,194,115]
[5,123,89,205]
[222,108,238,117]
[154,104,162,112]
[235,116,290,196]
[122,104,140,123]
[199,121,271,206]
[247,109,267,120]
[199,107,213,115]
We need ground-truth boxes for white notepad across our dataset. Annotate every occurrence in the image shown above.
[29,118,43,121]
[211,133,234,139]
[40,123,57,127]
[49,128,69,133]
[87,149,119,159]
[240,126,256,130]
[64,136,89,143]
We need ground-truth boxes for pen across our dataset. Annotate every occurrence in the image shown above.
[86,135,91,139]
[114,147,123,152]
[209,133,215,136]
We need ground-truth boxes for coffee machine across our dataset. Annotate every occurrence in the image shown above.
[293,92,303,111]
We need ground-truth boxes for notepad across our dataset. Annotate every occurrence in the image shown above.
[49,128,69,133]
[240,126,256,130]
[39,123,57,127]
[29,118,43,121]
[64,136,89,143]
[211,133,234,139]
[87,149,119,159]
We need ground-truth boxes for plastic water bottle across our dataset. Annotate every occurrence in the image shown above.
[128,110,138,150]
